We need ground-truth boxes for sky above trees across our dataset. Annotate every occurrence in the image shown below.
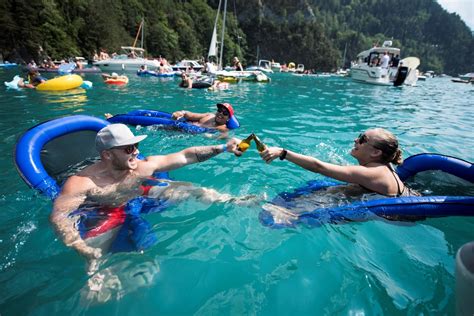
[437,0,473,30]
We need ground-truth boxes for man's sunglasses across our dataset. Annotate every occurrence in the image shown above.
[113,143,139,154]
[217,107,230,116]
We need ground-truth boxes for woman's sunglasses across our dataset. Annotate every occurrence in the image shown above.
[357,133,369,144]
[113,143,139,154]
[357,133,382,150]
[217,107,230,116]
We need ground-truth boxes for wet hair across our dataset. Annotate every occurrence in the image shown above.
[370,128,403,165]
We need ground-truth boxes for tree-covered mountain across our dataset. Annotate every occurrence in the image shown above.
[0,0,472,74]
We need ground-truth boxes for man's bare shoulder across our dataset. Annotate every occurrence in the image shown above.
[62,164,100,194]
[62,173,96,194]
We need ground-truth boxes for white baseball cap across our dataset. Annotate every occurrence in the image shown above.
[96,124,147,152]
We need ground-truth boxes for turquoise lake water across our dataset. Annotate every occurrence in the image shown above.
[0,69,473,315]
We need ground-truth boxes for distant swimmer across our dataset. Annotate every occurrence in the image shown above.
[17,70,47,89]
[232,57,243,71]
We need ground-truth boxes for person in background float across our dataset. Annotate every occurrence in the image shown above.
[179,72,193,88]
[232,57,243,71]
[18,69,47,89]
[171,102,239,134]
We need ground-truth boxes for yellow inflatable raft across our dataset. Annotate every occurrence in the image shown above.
[36,74,83,91]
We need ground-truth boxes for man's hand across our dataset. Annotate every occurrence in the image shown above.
[71,239,102,260]
[226,138,243,156]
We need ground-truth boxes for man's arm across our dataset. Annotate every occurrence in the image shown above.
[51,176,102,260]
[142,138,241,173]
[171,110,211,122]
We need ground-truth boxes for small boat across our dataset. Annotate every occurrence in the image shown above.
[417,70,427,81]
[458,72,474,81]
[246,60,274,74]
[451,78,471,84]
[171,60,204,72]
[215,70,270,82]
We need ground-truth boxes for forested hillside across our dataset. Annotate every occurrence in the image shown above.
[0,0,472,74]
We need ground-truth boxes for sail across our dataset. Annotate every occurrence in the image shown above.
[208,26,218,57]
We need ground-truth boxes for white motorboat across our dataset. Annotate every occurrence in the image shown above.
[246,60,274,73]
[271,62,282,72]
[93,46,160,72]
[171,60,204,72]
[94,20,161,72]
[350,41,419,86]
[215,70,270,82]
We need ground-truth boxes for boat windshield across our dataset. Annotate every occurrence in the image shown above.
[120,46,146,58]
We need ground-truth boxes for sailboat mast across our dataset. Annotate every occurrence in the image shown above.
[141,18,144,49]
[218,0,227,70]
[342,42,347,69]
[208,0,221,59]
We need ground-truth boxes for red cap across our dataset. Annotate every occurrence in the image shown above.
[217,103,235,117]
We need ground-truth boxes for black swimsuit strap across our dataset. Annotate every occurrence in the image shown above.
[387,165,405,196]
[359,164,404,197]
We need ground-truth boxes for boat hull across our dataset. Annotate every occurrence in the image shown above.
[94,59,160,72]
[350,66,397,86]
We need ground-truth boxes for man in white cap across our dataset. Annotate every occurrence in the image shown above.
[52,123,244,261]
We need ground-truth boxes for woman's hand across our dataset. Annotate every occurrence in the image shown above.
[260,147,284,163]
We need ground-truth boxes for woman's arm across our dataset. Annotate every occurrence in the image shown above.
[260,147,379,185]
[171,110,210,121]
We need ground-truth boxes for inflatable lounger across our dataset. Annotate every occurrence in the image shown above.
[137,70,175,77]
[260,153,474,228]
[14,115,171,253]
[5,75,92,90]
[107,109,239,133]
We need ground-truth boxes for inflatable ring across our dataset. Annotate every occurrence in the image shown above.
[36,74,84,91]
[107,109,240,133]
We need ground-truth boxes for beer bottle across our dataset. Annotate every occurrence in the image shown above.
[237,134,254,152]
[253,134,267,152]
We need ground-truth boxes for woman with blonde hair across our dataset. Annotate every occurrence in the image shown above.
[260,128,419,197]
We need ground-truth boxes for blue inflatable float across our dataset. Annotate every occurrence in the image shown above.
[137,70,176,77]
[260,154,474,228]
[14,115,171,253]
[107,109,240,133]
